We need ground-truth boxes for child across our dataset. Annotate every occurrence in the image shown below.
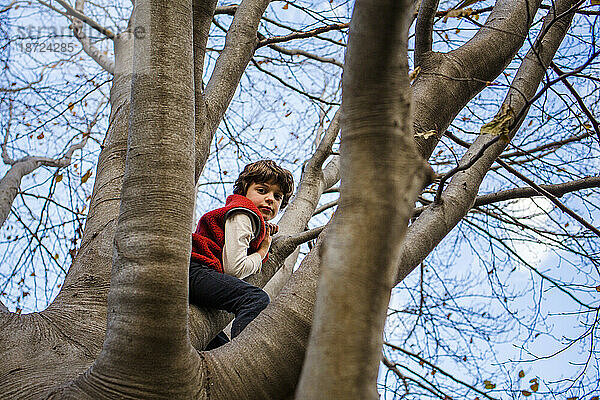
[189,160,294,350]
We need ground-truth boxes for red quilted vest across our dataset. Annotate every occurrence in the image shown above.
[191,194,267,273]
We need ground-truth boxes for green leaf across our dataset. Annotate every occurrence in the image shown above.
[522,390,531,396]
[591,0,600,6]
[518,370,525,378]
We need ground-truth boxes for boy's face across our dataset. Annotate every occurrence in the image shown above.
[245,181,284,221]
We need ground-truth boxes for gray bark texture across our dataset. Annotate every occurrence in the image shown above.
[0,0,583,398]
[296,0,431,397]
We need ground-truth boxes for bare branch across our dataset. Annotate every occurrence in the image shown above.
[192,0,219,181]
[281,226,326,249]
[475,176,600,208]
[551,62,600,143]
[0,74,44,93]
[267,44,343,68]
[0,101,100,228]
[384,342,500,400]
[256,23,348,49]
[496,159,600,237]
[37,0,116,73]
[414,0,439,67]
[0,135,90,227]
[204,0,271,128]
[500,131,593,158]
[52,0,115,39]
[201,0,273,175]
[313,200,337,216]
[0,1,16,14]
[251,59,340,105]
[214,5,237,15]
[414,176,600,217]
[396,0,579,285]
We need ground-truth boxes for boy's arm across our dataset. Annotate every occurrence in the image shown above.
[222,211,264,279]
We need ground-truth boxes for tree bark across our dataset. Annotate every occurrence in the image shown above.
[296,0,431,397]
[0,29,134,400]
[43,0,205,397]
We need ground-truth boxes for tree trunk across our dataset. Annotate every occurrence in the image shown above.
[296,0,432,398]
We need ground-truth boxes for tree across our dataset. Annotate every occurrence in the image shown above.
[1,0,599,398]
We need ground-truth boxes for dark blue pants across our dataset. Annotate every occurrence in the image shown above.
[189,262,270,350]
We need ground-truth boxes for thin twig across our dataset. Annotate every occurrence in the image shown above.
[52,0,115,39]
[496,159,600,238]
[384,342,499,400]
[551,62,600,144]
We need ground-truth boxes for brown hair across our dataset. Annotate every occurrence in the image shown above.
[233,160,294,208]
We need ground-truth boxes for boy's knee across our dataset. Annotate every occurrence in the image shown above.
[255,288,270,309]
[246,287,269,311]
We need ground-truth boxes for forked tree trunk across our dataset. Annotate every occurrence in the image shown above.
[0,0,580,398]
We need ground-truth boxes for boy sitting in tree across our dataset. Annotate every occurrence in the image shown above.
[190,160,294,349]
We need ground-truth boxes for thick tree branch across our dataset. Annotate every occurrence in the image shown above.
[202,0,273,170]
[1,129,92,228]
[214,5,237,15]
[58,0,203,396]
[313,199,337,216]
[192,0,218,181]
[297,0,431,397]
[474,176,600,208]
[414,0,440,67]
[52,0,115,39]
[395,0,578,285]
[412,0,542,159]
[322,155,340,189]
[414,176,600,217]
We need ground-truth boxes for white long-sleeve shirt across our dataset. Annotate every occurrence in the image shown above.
[222,211,264,279]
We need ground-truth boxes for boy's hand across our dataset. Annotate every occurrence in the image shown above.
[266,222,278,236]
[257,223,278,259]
